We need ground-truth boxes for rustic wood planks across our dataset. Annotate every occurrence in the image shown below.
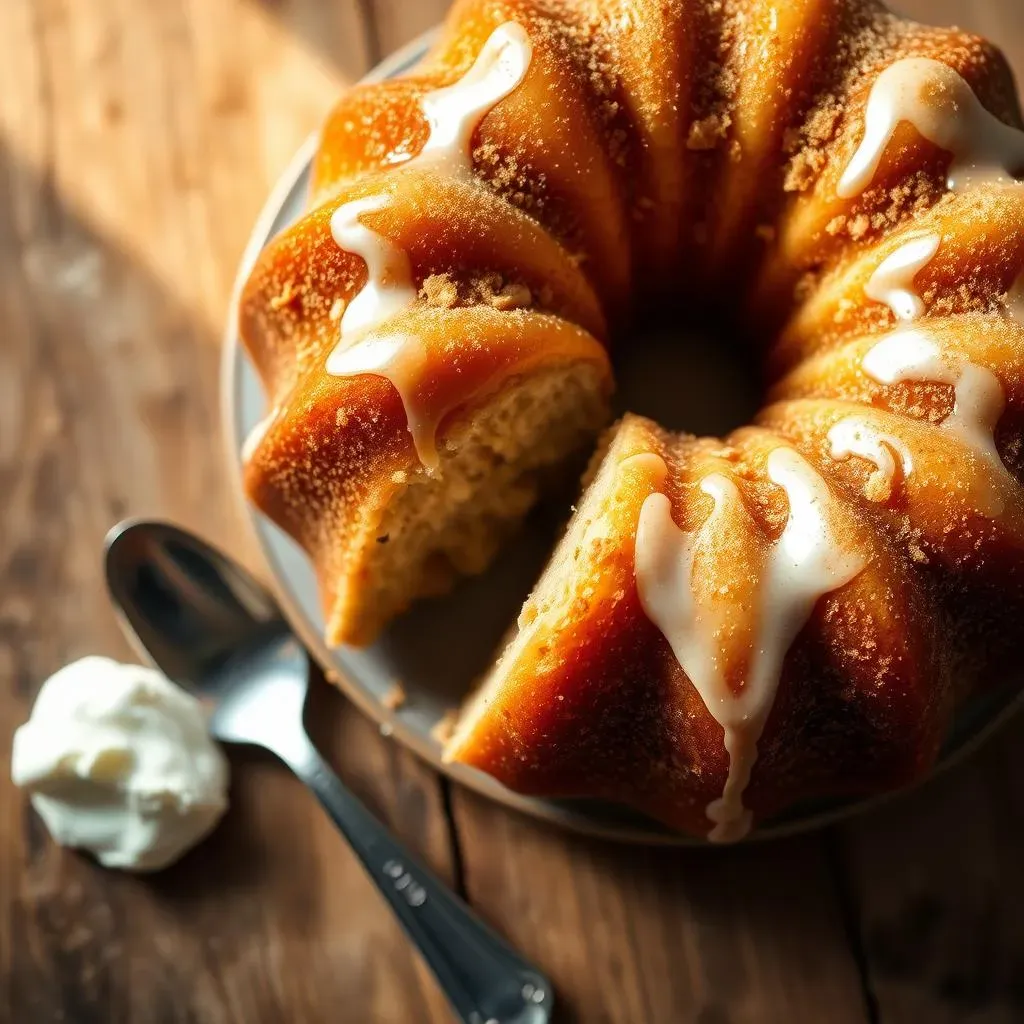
[1,0,1022,1020]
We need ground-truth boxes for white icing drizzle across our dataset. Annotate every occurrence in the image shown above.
[329,194,418,341]
[862,329,1010,515]
[865,234,941,320]
[241,406,280,463]
[328,332,439,470]
[325,23,532,469]
[406,23,532,182]
[635,450,865,843]
[827,417,914,498]
[839,57,1024,198]
[829,203,1012,511]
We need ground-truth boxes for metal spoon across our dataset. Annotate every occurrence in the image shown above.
[104,519,552,1024]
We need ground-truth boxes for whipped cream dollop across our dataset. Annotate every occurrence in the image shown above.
[11,656,229,871]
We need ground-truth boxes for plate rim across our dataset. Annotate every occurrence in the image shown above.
[220,29,1024,847]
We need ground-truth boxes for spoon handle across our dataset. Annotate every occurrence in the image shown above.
[290,740,552,1024]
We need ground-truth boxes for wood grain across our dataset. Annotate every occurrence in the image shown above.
[451,793,870,1024]
[840,714,1024,1024]
[0,2,453,1021]
[2,0,1024,1022]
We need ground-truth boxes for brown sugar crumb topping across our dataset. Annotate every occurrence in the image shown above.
[848,214,871,240]
[420,273,461,309]
[420,272,534,312]
[687,112,732,151]
[487,281,533,311]
[783,147,828,192]
[863,468,894,504]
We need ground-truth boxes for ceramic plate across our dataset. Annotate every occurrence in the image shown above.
[222,30,1024,845]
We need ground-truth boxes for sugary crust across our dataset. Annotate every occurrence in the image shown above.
[445,415,951,833]
[240,0,1024,836]
[240,170,608,406]
[771,187,1024,372]
[756,17,1023,325]
[244,305,612,645]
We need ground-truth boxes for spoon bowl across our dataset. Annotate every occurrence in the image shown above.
[104,519,552,1024]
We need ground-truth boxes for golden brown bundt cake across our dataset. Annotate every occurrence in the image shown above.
[445,414,951,841]
[241,0,1024,838]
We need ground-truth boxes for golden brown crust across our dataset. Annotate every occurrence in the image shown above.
[756,18,1023,328]
[240,0,1024,837]
[244,305,612,644]
[444,415,952,833]
[240,171,609,406]
[770,187,1024,373]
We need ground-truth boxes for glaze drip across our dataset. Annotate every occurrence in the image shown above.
[635,449,865,842]
[325,23,532,469]
[329,194,418,342]
[325,194,429,458]
[328,332,439,469]
[827,417,914,499]
[865,234,941,320]
[862,329,1010,515]
[406,23,532,182]
[830,207,1011,513]
[839,57,1024,198]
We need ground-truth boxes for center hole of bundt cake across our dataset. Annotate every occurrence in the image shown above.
[612,310,761,435]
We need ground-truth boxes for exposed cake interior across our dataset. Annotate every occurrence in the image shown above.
[239,0,1024,839]
[445,417,636,753]
[327,362,610,645]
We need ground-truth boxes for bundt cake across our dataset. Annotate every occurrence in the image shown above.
[240,0,1024,840]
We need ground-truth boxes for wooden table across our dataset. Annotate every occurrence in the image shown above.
[3,1,1024,1021]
